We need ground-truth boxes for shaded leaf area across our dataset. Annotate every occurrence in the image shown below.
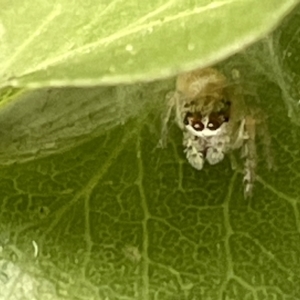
[0,76,300,300]
[0,79,172,165]
[0,0,298,87]
[227,4,300,126]
[272,4,300,125]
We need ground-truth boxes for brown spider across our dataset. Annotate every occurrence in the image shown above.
[161,67,273,197]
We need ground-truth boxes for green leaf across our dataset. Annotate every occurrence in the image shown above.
[0,0,298,88]
[0,80,172,164]
[1,4,300,300]
[1,80,300,299]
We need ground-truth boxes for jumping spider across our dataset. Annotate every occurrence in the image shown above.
[161,67,272,197]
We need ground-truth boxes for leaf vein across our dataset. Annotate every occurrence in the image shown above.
[2,4,62,74]
[19,0,233,77]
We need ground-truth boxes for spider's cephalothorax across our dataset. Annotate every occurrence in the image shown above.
[161,67,272,197]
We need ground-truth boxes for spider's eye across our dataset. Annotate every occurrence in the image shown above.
[207,112,222,130]
[192,121,204,131]
[207,120,220,130]
[183,112,205,131]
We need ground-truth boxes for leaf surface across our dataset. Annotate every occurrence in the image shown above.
[0,0,298,87]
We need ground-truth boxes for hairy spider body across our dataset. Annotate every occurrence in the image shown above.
[161,67,271,197]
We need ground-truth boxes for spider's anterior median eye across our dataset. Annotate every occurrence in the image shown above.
[207,112,223,130]
[207,105,231,131]
[184,112,204,131]
[192,120,204,131]
[207,120,220,130]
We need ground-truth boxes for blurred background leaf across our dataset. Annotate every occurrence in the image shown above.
[0,0,298,88]
[0,80,172,165]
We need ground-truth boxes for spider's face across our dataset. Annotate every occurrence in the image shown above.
[183,103,230,138]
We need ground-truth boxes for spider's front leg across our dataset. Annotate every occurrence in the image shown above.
[206,147,225,165]
[242,115,257,197]
[183,131,205,170]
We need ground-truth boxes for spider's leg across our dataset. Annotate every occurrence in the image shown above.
[243,116,257,197]
[183,132,205,170]
[229,152,238,170]
[231,118,247,149]
[206,147,224,165]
